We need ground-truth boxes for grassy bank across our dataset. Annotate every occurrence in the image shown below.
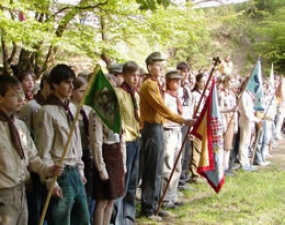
[137,145,285,224]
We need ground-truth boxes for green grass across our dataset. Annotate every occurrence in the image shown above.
[136,165,285,225]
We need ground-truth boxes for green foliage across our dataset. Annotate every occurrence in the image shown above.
[253,7,285,74]
[1,0,285,77]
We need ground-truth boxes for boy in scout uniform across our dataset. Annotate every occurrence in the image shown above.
[0,75,61,225]
[34,64,90,225]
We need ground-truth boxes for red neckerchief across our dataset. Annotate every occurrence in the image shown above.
[0,110,25,159]
[121,82,139,121]
[34,92,46,106]
[45,94,74,124]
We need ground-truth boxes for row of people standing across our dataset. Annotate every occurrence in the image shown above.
[1,51,284,225]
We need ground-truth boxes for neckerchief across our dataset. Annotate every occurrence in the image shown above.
[45,94,74,124]
[0,110,25,159]
[165,90,183,115]
[25,93,33,102]
[80,108,89,137]
[34,92,46,106]
[121,82,139,121]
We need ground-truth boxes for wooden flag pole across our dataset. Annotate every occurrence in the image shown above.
[224,63,257,137]
[250,91,276,167]
[38,66,99,225]
[155,57,221,215]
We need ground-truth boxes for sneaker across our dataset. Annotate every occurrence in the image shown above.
[231,165,242,171]
[275,135,284,140]
[178,184,195,192]
[263,161,271,165]
[147,214,162,221]
[224,170,236,176]
[254,162,267,166]
[241,165,258,172]
[173,201,184,207]
[190,177,205,184]
[158,210,171,218]
[162,201,176,209]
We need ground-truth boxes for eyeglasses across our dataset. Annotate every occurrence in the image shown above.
[5,92,25,99]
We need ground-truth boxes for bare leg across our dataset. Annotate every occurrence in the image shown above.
[93,200,107,225]
[103,200,114,225]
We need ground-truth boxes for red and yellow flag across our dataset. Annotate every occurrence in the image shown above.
[191,78,225,193]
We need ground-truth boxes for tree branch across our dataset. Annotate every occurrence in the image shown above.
[52,0,108,16]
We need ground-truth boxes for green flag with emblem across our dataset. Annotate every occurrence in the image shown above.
[84,67,121,133]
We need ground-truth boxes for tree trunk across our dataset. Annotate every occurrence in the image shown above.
[1,36,12,75]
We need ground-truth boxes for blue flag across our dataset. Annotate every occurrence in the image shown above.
[246,59,264,111]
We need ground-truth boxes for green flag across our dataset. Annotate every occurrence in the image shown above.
[84,68,121,133]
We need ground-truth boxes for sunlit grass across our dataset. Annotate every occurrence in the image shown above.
[136,164,285,225]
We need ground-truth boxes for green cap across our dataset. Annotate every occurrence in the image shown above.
[145,52,165,64]
[108,63,123,74]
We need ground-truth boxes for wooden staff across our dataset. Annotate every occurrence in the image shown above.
[155,57,221,215]
[39,66,99,225]
[224,67,255,136]
[250,91,276,167]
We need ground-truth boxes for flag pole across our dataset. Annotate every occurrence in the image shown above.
[155,57,221,215]
[224,61,258,137]
[38,66,100,225]
[250,90,275,167]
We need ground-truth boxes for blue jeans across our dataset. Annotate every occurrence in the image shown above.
[179,126,191,186]
[253,125,264,164]
[140,123,164,216]
[49,167,90,225]
[111,139,140,225]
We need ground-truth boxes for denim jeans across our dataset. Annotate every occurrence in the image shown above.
[49,167,90,225]
[179,126,192,186]
[140,123,164,216]
[253,125,264,164]
[111,139,140,225]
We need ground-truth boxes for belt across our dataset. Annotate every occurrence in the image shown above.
[64,165,78,171]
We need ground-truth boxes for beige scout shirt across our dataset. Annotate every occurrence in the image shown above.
[34,103,84,189]
[0,119,48,189]
[89,110,126,174]
[18,99,41,134]
[116,88,140,142]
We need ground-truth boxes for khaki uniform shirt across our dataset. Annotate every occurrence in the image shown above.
[89,110,126,174]
[116,88,140,142]
[18,99,41,136]
[0,119,48,189]
[34,103,84,189]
